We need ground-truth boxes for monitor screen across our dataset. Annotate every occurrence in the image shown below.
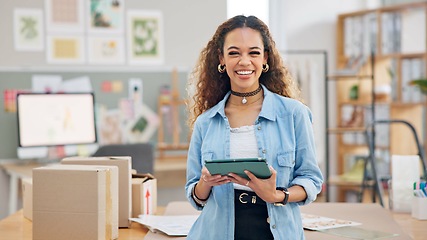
[17,93,97,147]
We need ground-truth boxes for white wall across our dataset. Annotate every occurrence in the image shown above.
[0,0,227,69]
[271,0,366,72]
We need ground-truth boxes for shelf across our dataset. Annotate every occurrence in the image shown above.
[327,74,373,80]
[339,101,390,106]
[158,98,187,105]
[328,176,374,188]
[375,52,426,59]
[326,1,427,204]
[157,143,189,150]
[390,102,426,107]
[327,127,366,134]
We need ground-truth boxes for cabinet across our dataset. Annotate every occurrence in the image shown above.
[326,2,427,202]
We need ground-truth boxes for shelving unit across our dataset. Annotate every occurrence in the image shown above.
[326,52,376,202]
[326,2,427,202]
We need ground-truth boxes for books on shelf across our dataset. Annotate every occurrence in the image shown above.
[401,58,426,103]
[401,8,426,54]
[340,104,390,147]
[381,11,401,55]
[344,14,377,59]
[344,7,426,57]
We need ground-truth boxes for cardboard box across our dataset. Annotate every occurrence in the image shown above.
[132,173,157,217]
[22,177,32,221]
[61,156,132,228]
[33,164,119,240]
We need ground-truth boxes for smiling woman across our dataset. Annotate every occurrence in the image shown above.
[185,15,323,240]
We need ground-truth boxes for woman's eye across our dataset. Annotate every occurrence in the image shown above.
[250,51,261,55]
[228,51,239,56]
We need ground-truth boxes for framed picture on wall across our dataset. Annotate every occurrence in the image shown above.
[13,9,44,51]
[87,36,125,64]
[87,0,124,34]
[46,35,85,64]
[45,0,84,33]
[127,10,164,65]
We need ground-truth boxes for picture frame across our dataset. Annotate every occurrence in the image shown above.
[46,35,85,64]
[87,0,125,34]
[13,8,44,51]
[87,36,125,64]
[45,0,84,33]
[127,10,164,65]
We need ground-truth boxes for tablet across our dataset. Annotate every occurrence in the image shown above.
[204,157,271,180]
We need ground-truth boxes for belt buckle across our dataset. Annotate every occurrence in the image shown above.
[239,192,248,204]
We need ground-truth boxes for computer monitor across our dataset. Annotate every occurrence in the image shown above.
[16,93,97,148]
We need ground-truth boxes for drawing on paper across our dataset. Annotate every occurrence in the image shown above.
[14,9,44,51]
[45,0,84,32]
[127,10,164,65]
[47,36,85,64]
[88,36,125,64]
[88,0,124,33]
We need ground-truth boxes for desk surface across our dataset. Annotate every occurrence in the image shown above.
[1,202,424,240]
[300,203,420,240]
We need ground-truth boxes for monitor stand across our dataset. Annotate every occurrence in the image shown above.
[17,144,99,163]
[17,146,62,164]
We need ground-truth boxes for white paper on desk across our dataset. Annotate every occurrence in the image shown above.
[130,215,199,236]
[301,213,361,231]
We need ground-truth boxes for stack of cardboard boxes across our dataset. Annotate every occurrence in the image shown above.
[23,156,157,240]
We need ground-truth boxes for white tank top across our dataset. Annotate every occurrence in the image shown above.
[230,125,258,191]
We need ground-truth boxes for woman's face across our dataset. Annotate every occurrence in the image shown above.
[220,27,267,92]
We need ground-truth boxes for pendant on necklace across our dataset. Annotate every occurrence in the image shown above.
[242,97,247,104]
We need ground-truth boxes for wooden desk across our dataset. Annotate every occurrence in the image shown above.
[0,210,149,240]
[2,202,424,240]
[300,203,420,240]
[0,160,45,215]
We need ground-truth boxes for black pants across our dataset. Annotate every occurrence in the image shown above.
[234,189,274,240]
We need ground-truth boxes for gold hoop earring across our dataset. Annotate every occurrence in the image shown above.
[262,63,269,73]
[218,64,226,73]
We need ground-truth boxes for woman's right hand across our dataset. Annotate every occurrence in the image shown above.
[194,167,230,201]
[200,167,231,187]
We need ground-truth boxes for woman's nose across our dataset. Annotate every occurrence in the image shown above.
[239,55,251,65]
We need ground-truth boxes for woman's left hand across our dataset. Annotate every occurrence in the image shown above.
[228,166,280,203]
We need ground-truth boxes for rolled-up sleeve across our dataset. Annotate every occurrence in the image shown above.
[291,106,324,205]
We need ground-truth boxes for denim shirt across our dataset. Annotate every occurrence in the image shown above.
[185,85,324,240]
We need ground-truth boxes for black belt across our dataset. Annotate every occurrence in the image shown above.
[234,189,266,206]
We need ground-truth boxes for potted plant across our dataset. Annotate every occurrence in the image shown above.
[410,79,427,95]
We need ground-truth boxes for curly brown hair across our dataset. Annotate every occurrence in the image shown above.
[187,15,300,129]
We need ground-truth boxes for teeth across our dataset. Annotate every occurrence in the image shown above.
[237,71,252,75]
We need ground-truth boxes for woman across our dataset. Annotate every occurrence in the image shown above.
[185,15,323,240]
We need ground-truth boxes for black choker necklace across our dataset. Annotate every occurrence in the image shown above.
[230,85,262,104]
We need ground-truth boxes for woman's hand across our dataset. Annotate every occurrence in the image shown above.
[228,166,283,203]
[200,167,231,187]
[194,167,231,201]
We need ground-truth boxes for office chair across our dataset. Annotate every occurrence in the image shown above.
[363,119,427,207]
[92,143,154,174]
